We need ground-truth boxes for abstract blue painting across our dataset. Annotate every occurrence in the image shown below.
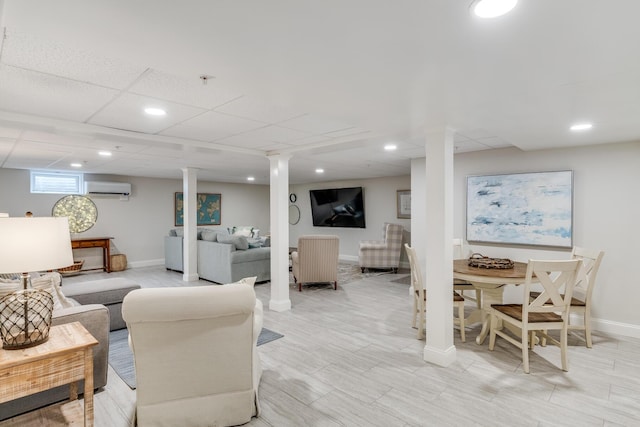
[466,171,573,248]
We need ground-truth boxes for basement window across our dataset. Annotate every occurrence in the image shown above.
[30,171,84,194]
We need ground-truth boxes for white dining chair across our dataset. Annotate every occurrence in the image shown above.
[453,238,481,309]
[405,244,466,341]
[529,247,605,347]
[489,259,581,373]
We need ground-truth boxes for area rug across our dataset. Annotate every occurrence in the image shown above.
[109,327,284,389]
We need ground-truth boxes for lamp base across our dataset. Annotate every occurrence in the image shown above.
[0,288,54,350]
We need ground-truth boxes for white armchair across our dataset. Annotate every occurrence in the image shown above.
[122,282,263,426]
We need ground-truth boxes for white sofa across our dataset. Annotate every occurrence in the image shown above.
[122,282,263,426]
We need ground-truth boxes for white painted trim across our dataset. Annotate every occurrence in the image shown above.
[182,272,199,282]
[423,344,457,367]
[591,317,640,340]
[129,258,164,268]
[269,299,292,312]
[340,255,358,263]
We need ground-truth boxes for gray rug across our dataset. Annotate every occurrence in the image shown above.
[109,327,284,389]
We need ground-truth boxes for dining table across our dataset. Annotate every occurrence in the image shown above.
[453,259,532,345]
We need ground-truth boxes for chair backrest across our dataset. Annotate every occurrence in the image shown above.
[571,246,605,303]
[384,223,404,251]
[404,244,424,295]
[525,259,581,318]
[452,238,467,259]
[296,235,339,282]
[122,283,259,425]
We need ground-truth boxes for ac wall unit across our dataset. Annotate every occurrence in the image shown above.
[84,181,131,196]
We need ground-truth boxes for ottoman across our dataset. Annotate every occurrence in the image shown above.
[62,277,141,331]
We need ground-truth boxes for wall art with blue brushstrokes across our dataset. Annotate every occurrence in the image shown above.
[466,170,573,248]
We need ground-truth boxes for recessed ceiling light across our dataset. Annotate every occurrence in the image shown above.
[70,163,82,168]
[315,168,324,174]
[144,107,166,116]
[247,176,255,182]
[384,144,397,151]
[470,0,518,18]
[570,123,593,131]
[98,151,112,157]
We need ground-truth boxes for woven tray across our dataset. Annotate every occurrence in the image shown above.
[468,253,514,269]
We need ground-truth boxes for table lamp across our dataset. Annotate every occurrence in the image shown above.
[0,217,74,349]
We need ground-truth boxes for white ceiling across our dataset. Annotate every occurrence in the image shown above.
[1,1,639,185]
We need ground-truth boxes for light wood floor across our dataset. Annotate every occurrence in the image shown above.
[3,265,640,426]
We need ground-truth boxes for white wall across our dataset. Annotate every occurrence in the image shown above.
[289,176,411,261]
[454,142,639,335]
[0,169,270,269]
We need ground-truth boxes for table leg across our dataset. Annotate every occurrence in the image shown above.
[84,348,94,427]
[474,286,505,345]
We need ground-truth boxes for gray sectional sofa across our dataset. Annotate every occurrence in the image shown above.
[164,227,271,284]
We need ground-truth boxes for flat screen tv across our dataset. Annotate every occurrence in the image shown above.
[309,187,365,228]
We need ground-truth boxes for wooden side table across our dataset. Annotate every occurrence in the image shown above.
[0,322,98,426]
[71,237,114,272]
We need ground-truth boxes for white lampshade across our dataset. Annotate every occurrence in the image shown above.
[0,217,74,273]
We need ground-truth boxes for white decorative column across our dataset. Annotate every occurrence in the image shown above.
[268,154,292,311]
[182,167,199,282]
[423,127,456,366]
[410,158,426,297]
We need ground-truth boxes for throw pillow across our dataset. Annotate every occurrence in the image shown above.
[200,229,218,242]
[232,226,253,237]
[217,234,249,250]
[175,228,184,237]
[0,272,72,311]
[168,229,178,236]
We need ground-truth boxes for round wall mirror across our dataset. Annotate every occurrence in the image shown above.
[289,204,301,225]
[52,195,98,233]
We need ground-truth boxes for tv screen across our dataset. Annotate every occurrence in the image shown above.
[309,187,366,228]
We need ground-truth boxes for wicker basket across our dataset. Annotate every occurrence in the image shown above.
[111,254,127,272]
[57,260,84,276]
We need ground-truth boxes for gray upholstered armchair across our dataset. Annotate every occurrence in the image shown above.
[358,223,403,273]
[291,235,340,291]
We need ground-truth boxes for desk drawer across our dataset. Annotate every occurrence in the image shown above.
[72,241,105,249]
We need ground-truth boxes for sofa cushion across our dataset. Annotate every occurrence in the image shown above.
[218,234,249,250]
[232,226,254,237]
[231,247,270,264]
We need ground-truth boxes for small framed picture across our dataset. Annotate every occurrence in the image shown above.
[397,190,411,219]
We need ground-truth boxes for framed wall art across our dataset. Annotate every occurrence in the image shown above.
[397,189,411,219]
[175,192,221,226]
[466,171,573,248]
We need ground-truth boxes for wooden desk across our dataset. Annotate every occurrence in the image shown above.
[72,237,113,272]
[0,322,98,426]
[454,259,530,345]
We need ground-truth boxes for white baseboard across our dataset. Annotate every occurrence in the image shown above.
[129,258,164,268]
[591,317,640,340]
[423,344,457,367]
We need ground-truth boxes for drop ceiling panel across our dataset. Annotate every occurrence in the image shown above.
[239,125,311,143]
[1,29,148,89]
[323,127,370,139]
[160,111,265,142]
[88,93,206,134]
[0,65,120,122]
[129,69,243,109]
[278,114,353,134]
[214,96,304,124]
[213,133,271,149]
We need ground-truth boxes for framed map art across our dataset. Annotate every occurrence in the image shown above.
[174,192,221,226]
